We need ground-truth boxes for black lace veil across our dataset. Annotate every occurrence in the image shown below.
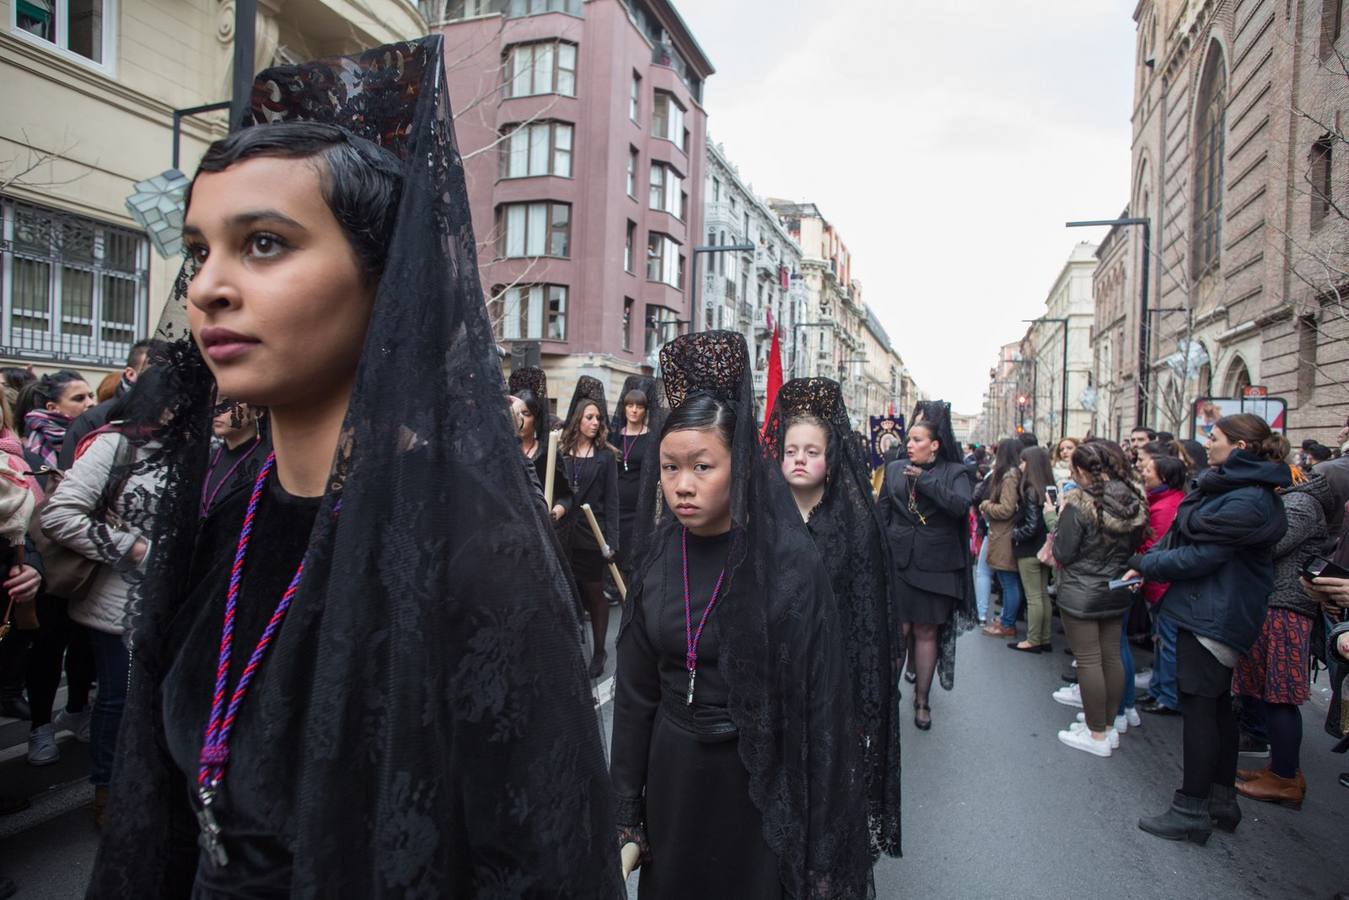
[90,37,619,897]
[608,374,667,438]
[625,331,874,898]
[565,374,609,427]
[763,378,901,859]
[508,364,550,449]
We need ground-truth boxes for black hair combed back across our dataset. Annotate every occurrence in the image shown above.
[659,390,736,448]
[190,121,404,285]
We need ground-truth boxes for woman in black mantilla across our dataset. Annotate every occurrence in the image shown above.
[610,375,666,583]
[876,400,975,730]
[88,39,618,897]
[561,375,620,678]
[611,332,873,899]
[763,376,901,860]
[508,365,573,526]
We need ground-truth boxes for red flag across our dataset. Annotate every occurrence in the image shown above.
[761,324,784,437]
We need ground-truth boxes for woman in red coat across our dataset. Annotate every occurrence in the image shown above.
[1138,452,1188,717]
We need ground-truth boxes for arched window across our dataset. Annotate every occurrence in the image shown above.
[1227,357,1252,394]
[1193,42,1227,279]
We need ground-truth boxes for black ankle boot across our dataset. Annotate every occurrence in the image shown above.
[1138,791,1211,845]
[1209,783,1241,833]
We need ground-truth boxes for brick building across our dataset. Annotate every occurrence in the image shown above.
[429,0,713,414]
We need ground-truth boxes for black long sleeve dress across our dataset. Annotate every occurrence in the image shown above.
[610,526,782,899]
[614,429,653,575]
[563,447,620,584]
[876,458,975,624]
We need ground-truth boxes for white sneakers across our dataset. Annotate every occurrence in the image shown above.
[27,723,58,766]
[1058,725,1113,757]
[54,707,92,743]
[1052,684,1083,708]
[1124,706,1142,728]
[1070,719,1121,748]
[1134,668,1152,691]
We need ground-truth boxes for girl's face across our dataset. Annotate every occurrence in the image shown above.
[580,403,601,440]
[1207,426,1241,467]
[508,396,528,441]
[212,402,255,438]
[519,405,536,439]
[49,380,96,419]
[907,425,938,464]
[661,428,733,536]
[1141,457,1162,491]
[184,156,377,411]
[625,401,647,427]
[1134,447,1153,473]
[781,422,828,492]
[1058,440,1076,462]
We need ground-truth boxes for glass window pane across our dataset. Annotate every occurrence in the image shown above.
[528,124,549,175]
[548,285,566,340]
[527,285,544,337]
[534,42,554,93]
[11,258,52,331]
[61,267,95,336]
[506,205,527,256]
[510,46,532,97]
[101,275,136,343]
[646,234,661,281]
[508,128,528,177]
[503,287,522,339]
[67,0,104,63]
[527,202,547,255]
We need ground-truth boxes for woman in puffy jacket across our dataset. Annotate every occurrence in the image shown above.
[1050,441,1148,757]
[1136,452,1187,717]
[1129,413,1290,846]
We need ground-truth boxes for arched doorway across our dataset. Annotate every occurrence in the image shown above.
[1226,356,1252,394]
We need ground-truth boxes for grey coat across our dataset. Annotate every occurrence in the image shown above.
[1269,473,1336,618]
[1051,480,1148,620]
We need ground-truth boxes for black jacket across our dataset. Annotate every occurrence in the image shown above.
[563,446,620,555]
[876,458,974,600]
[1052,481,1148,619]
[1131,451,1291,653]
[1011,490,1047,559]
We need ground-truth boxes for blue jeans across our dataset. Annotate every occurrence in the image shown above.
[974,540,992,621]
[1151,614,1179,710]
[996,570,1024,629]
[1118,611,1136,714]
[89,628,130,787]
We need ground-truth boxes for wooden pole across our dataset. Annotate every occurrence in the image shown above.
[620,842,640,879]
[543,430,559,508]
[581,503,627,601]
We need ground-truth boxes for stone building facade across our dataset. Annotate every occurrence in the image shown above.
[432,0,713,416]
[1025,242,1098,444]
[1094,0,1349,444]
[2,0,423,375]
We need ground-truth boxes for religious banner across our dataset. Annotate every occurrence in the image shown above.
[869,415,906,469]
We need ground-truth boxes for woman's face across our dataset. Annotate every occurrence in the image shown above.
[580,403,601,440]
[1207,426,1240,466]
[625,401,646,427]
[1134,447,1153,473]
[907,425,938,464]
[519,404,536,440]
[661,428,733,536]
[212,402,255,439]
[48,380,96,419]
[781,422,828,492]
[508,396,528,442]
[183,156,377,411]
[1140,457,1161,491]
[1058,440,1077,462]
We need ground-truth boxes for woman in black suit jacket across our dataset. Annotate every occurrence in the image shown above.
[877,401,974,729]
[561,398,620,678]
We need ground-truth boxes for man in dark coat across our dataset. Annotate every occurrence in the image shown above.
[57,339,163,469]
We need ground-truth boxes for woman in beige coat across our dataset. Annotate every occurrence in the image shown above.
[981,439,1023,637]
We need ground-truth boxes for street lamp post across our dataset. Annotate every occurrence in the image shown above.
[1066,217,1150,427]
[690,242,755,332]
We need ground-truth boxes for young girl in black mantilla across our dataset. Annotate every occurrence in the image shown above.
[610,332,874,900]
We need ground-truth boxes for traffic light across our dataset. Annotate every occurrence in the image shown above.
[1017,394,1028,406]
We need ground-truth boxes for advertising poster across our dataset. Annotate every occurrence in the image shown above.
[1192,395,1288,437]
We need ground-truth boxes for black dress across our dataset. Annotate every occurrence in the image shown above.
[614,429,652,574]
[611,527,781,900]
[564,447,620,585]
[877,458,974,625]
[152,478,318,896]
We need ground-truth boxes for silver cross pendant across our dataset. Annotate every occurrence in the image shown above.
[196,789,230,868]
[686,668,697,705]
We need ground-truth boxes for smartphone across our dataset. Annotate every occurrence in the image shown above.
[1046,486,1059,506]
[1300,556,1349,581]
[1107,576,1143,592]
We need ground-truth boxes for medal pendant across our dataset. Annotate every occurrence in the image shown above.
[196,791,230,868]
[624,461,629,472]
[686,669,696,705]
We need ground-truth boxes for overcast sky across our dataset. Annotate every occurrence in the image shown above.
[676,0,1139,414]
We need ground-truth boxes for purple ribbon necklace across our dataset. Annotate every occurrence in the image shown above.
[199,437,262,517]
[194,452,309,868]
[621,428,644,472]
[682,526,727,706]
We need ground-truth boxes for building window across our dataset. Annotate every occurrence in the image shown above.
[627,147,638,198]
[625,220,636,272]
[1192,41,1226,279]
[499,121,573,179]
[504,41,577,98]
[420,0,501,22]
[0,199,147,365]
[646,304,678,354]
[506,0,581,16]
[629,71,641,122]
[1321,0,1344,58]
[646,232,682,288]
[622,297,634,351]
[498,201,571,257]
[651,91,685,145]
[12,0,114,69]
[1297,314,1318,403]
[648,163,684,218]
[1311,134,1334,230]
[712,177,721,202]
[491,283,567,340]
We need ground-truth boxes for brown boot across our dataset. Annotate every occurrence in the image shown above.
[92,786,109,830]
[1235,769,1305,810]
